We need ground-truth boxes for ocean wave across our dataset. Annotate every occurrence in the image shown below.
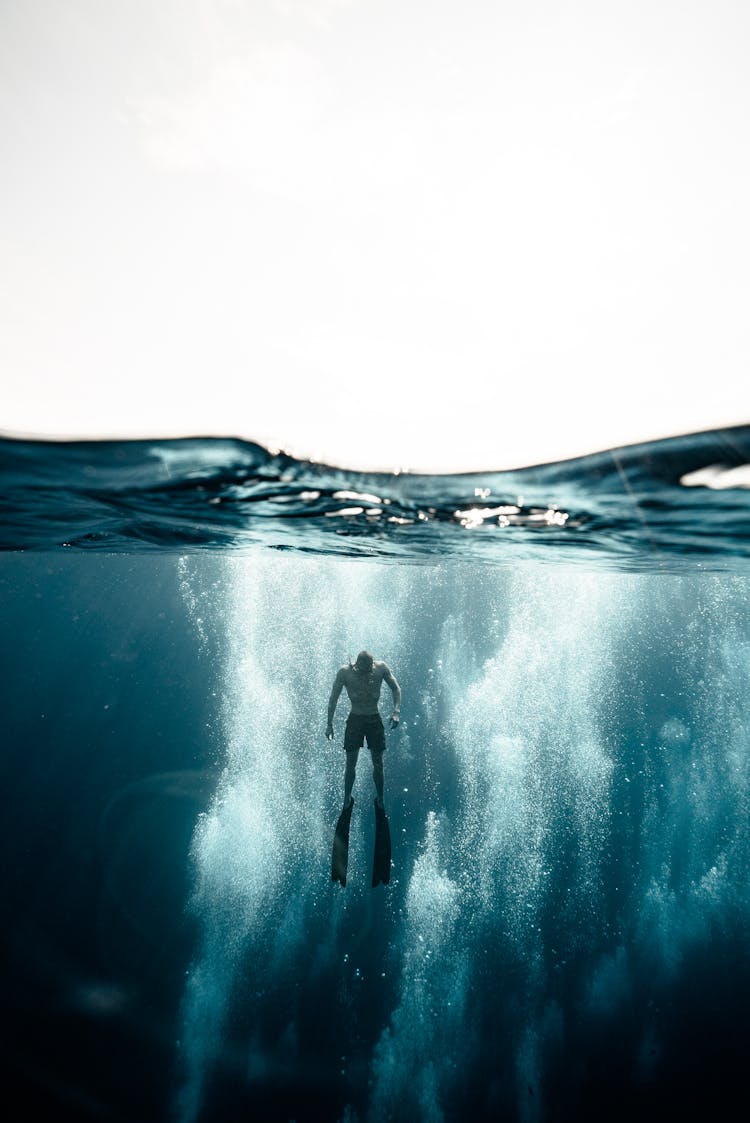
[1,426,749,570]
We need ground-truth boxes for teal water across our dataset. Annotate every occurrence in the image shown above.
[1,429,749,1121]
[2,426,749,567]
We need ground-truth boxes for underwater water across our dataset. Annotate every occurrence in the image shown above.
[1,428,749,1122]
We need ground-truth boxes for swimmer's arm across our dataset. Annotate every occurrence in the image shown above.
[326,669,345,737]
[382,664,401,726]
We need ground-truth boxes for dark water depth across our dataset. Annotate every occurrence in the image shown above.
[1,427,749,1123]
[2,425,749,569]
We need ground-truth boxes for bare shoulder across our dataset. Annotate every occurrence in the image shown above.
[375,660,395,680]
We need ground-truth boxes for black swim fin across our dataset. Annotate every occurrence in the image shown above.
[372,800,392,888]
[331,799,354,886]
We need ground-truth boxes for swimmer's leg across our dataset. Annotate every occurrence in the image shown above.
[370,749,385,809]
[344,748,359,808]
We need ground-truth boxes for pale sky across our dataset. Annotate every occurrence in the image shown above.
[2,0,748,471]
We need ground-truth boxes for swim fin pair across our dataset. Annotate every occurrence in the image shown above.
[331,799,391,887]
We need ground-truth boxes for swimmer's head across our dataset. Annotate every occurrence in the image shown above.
[354,650,374,672]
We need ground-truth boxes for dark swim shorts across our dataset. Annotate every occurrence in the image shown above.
[344,713,386,753]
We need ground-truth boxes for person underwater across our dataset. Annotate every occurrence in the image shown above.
[326,650,400,886]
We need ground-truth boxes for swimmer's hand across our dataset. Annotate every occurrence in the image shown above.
[389,714,400,730]
[326,724,335,741]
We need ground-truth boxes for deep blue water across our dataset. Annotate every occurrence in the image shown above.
[1,429,749,1122]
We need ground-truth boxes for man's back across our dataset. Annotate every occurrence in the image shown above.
[337,660,393,715]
